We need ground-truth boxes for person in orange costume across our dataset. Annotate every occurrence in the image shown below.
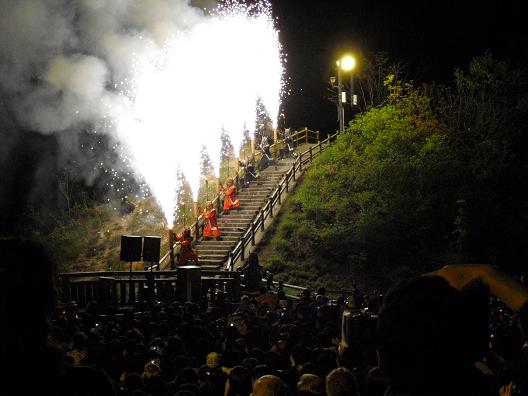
[174,226,198,266]
[202,200,221,240]
[222,177,240,214]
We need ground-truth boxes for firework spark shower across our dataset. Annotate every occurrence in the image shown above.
[0,0,284,226]
[115,2,283,225]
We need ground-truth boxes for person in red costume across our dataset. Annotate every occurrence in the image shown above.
[222,177,240,214]
[174,226,198,266]
[202,200,221,240]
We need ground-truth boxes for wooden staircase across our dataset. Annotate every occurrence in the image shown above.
[156,128,337,271]
[195,159,296,269]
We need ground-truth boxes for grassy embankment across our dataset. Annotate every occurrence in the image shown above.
[49,197,169,273]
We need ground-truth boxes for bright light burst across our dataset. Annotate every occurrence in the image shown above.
[114,1,283,225]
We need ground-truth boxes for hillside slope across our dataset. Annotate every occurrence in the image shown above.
[48,197,169,272]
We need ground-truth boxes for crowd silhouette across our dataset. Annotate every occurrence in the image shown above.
[2,237,528,396]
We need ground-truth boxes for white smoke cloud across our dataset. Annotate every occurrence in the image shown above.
[0,0,209,134]
[0,0,284,226]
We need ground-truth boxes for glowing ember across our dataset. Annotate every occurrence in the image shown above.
[113,1,283,225]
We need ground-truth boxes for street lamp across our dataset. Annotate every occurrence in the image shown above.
[333,54,357,133]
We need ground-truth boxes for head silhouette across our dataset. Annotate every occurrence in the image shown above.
[376,276,473,394]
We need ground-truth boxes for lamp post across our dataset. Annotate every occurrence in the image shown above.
[337,62,344,133]
[332,54,357,133]
[329,76,338,127]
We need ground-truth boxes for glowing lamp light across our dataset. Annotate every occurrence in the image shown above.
[340,55,356,71]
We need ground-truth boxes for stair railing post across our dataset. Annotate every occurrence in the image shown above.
[240,235,245,261]
[286,171,290,193]
[309,147,313,163]
[260,209,265,232]
[251,221,256,245]
[169,230,175,270]
[193,202,199,239]
[319,141,323,155]
[269,197,274,218]
[128,279,136,304]
[229,252,234,271]
[293,161,296,181]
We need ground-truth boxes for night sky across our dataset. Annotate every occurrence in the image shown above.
[271,0,528,133]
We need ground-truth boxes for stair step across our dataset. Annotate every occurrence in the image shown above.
[198,254,229,261]
[200,264,225,270]
[196,246,236,251]
[197,238,237,244]
[216,229,250,235]
[224,209,258,213]
[220,207,259,211]
[240,184,275,188]
[216,224,253,229]
[238,193,270,198]
[197,248,232,255]
[217,217,252,222]
[229,212,260,217]
[197,243,237,249]
[215,231,244,236]
[199,259,226,265]
[214,232,247,238]
[220,206,260,211]
[219,215,255,220]
[238,190,272,194]
[218,217,254,222]
[240,180,275,191]
[197,236,239,242]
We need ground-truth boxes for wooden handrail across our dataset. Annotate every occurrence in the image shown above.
[226,131,340,270]
[157,161,248,269]
[269,128,319,154]
[155,129,338,272]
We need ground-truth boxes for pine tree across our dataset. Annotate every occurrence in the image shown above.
[172,169,194,230]
[200,145,215,179]
[198,145,218,206]
[255,97,273,146]
[239,124,252,161]
[220,128,235,181]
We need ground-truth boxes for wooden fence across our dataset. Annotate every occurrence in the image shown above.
[58,270,241,308]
